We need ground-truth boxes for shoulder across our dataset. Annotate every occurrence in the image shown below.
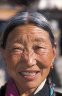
[0,83,7,96]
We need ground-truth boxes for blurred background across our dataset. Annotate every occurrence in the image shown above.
[0,0,62,92]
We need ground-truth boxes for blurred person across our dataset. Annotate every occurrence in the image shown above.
[0,11,62,96]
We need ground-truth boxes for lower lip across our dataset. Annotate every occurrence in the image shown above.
[19,72,40,81]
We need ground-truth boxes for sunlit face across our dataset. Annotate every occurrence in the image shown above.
[2,24,56,93]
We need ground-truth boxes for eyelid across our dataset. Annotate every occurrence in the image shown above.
[33,45,44,49]
[12,47,24,50]
[7,46,24,52]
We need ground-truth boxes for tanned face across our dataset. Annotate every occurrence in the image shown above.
[2,24,56,95]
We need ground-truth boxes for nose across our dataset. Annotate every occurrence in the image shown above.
[21,50,36,67]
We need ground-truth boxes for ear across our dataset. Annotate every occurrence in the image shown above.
[51,42,57,68]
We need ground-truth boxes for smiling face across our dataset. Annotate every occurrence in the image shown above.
[2,24,56,94]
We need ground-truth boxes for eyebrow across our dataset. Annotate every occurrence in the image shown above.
[34,37,46,42]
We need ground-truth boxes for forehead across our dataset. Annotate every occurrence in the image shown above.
[7,24,50,41]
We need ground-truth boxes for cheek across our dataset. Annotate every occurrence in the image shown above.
[5,54,21,72]
[6,54,21,65]
[37,50,53,67]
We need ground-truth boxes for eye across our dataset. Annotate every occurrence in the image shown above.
[34,46,45,51]
[33,45,46,54]
[33,45,44,50]
[12,47,23,51]
[8,47,24,54]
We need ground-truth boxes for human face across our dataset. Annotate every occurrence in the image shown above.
[2,24,56,93]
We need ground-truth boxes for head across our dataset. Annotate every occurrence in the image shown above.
[1,11,56,94]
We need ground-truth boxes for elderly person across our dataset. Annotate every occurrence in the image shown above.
[0,11,62,96]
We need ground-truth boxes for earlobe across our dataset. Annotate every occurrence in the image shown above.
[51,64,53,69]
[50,58,54,69]
[50,45,56,69]
[51,48,56,66]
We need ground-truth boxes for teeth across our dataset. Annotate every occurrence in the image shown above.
[21,72,36,76]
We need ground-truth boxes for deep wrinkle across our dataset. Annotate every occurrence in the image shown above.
[2,24,56,96]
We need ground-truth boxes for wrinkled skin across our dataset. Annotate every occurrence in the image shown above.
[2,24,56,96]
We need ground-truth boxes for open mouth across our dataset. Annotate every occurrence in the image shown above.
[18,71,40,80]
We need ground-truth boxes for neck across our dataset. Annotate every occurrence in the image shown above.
[20,92,32,96]
[19,88,35,96]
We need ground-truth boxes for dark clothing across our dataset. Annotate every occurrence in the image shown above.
[0,83,6,96]
[33,80,50,96]
[56,92,62,96]
[0,82,62,96]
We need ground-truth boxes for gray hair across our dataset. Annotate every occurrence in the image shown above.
[1,11,55,49]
